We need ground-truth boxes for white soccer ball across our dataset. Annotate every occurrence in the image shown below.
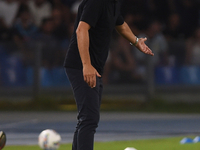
[38,129,61,150]
[124,147,137,150]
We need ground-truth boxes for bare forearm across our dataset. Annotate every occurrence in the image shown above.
[76,26,91,67]
[115,22,137,46]
[115,22,154,56]
[76,21,101,88]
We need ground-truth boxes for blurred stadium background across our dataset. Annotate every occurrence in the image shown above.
[1,0,200,147]
[0,0,200,105]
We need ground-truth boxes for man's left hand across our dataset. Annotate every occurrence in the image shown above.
[136,38,154,56]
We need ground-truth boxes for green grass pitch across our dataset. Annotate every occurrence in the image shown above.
[3,136,200,150]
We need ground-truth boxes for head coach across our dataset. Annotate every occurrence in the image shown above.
[64,0,154,150]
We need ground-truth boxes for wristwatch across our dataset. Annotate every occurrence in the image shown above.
[130,36,139,46]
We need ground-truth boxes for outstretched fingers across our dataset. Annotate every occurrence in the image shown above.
[146,46,154,56]
[139,38,154,56]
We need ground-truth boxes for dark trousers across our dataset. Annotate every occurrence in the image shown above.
[65,68,103,150]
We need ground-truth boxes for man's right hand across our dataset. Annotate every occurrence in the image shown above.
[83,64,101,88]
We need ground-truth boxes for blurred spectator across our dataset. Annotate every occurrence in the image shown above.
[49,0,71,24]
[123,13,143,35]
[164,13,185,66]
[13,9,37,42]
[0,0,199,86]
[17,0,29,14]
[51,7,70,65]
[36,17,61,68]
[121,0,147,16]
[137,20,168,66]
[49,0,69,9]
[0,0,20,28]
[71,0,81,17]
[52,8,68,40]
[67,22,75,38]
[12,9,38,66]
[0,17,13,42]
[103,36,136,84]
[163,13,183,40]
[185,26,200,65]
[28,0,52,26]
[146,0,173,23]
[174,0,199,38]
[121,0,148,31]
[60,0,74,7]
[132,20,169,80]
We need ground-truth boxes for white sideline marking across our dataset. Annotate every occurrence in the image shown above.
[0,119,38,128]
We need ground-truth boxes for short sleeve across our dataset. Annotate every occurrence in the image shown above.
[115,14,124,26]
[80,0,103,28]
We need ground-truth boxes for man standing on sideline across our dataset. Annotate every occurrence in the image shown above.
[64,0,154,150]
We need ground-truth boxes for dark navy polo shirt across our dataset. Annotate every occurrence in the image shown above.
[64,0,124,75]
